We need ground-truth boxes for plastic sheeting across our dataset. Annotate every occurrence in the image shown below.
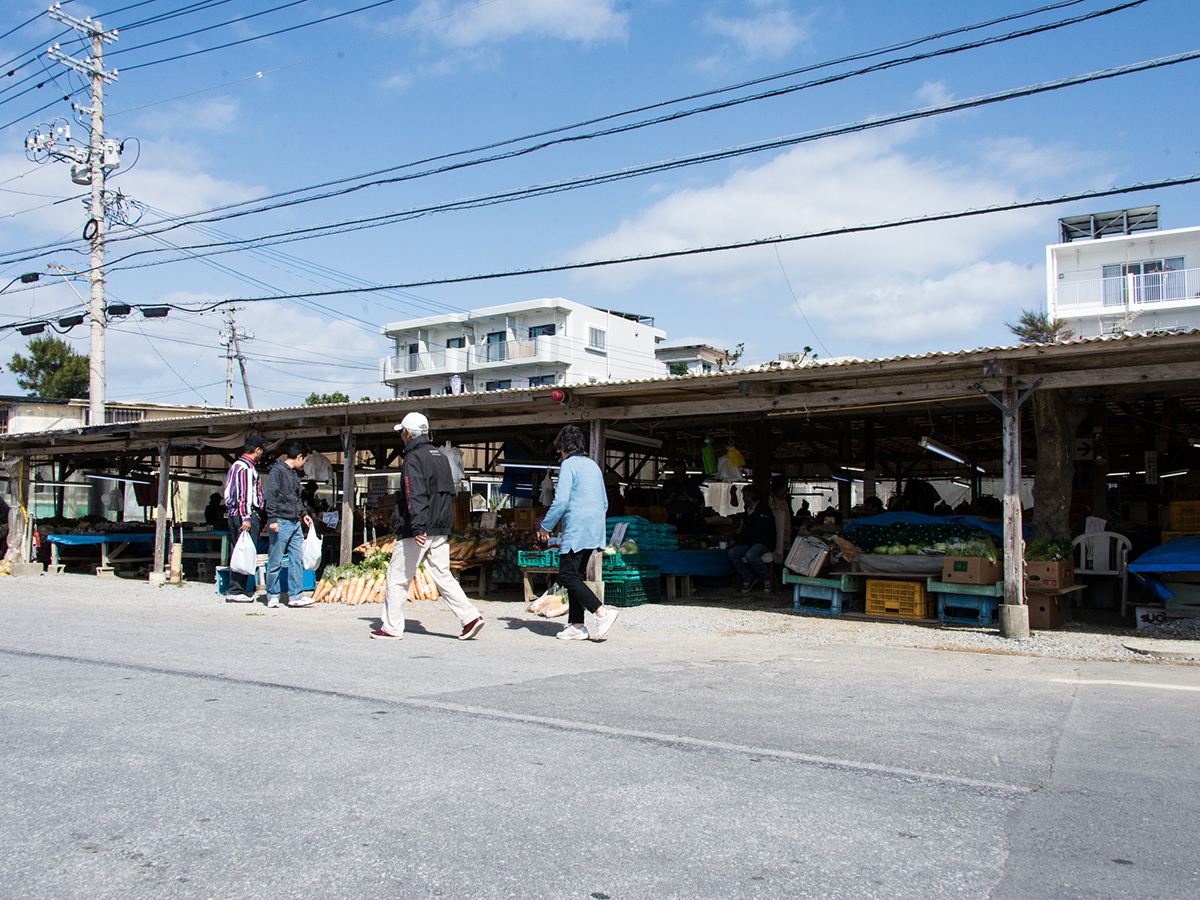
[1128,536,1200,573]
[842,511,1030,541]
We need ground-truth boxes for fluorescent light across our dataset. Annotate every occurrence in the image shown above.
[1107,471,1130,477]
[840,465,865,472]
[605,429,663,449]
[496,461,559,470]
[84,474,151,485]
[1160,470,1189,479]
[919,436,986,473]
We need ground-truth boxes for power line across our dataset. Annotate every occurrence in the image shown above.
[134,173,1200,300]
[59,47,1200,273]
[92,0,1140,241]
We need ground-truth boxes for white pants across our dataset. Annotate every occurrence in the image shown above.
[381,534,480,636]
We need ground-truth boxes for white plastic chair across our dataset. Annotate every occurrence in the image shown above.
[1072,532,1133,616]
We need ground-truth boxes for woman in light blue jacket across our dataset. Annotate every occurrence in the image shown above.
[537,425,619,641]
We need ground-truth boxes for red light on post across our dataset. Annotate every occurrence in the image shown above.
[550,389,567,403]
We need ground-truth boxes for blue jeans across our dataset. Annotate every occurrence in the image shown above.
[728,543,770,584]
[267,518,304,598]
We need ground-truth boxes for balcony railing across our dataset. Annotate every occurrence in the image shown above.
[381,336,564,382]
[1053,266,1200,314]
[471,336,557,366]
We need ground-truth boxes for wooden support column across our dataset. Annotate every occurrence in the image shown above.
[16,456,31,562]
[838,420,853,516]
[863,418,876,501]
[753,418,770,493]
[340,431,356,566]
[1000,377,1028,637]
[589,419,605,465]
[1091,401,1108,520]
[152,441,170,576]
[586,418,605,600]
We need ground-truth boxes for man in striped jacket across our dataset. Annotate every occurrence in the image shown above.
[222,435,265,602]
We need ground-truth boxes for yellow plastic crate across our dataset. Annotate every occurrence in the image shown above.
[1170,502,1200,532]
[864,579,931,619]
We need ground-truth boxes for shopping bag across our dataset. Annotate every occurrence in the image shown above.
[230,531,257,576]
[302,526,322,570]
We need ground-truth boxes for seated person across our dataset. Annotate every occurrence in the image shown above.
[862,495,885,517]
[728,485,776,593]
[204,492,225,526]
[604,471,626,517]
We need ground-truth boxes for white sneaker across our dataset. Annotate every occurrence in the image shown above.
[266,595,280,608]
[592,606,619,640]
[289,594,315,608]
[557,624,589,641]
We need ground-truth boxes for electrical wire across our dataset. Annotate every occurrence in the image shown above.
[49,46,1199,274]
[97,0,1144,241]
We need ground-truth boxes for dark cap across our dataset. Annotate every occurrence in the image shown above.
[244,435,266,450]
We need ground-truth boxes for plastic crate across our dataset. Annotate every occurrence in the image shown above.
[936,593,998,625]
[1161,530,1200,542]
[1170,501,1200,532]
[603,575,663,607]
[783,571,862,616]
[864,579,930,619]
[518,549,559,568]
[602,552,655,570]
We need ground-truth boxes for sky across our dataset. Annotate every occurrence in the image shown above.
[1,0,1199,409]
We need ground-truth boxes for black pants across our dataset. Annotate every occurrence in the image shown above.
[558,548,602,625]
[226,513,260,596]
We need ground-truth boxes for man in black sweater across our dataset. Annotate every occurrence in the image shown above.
[264,440,314,608]
[728,484,776,593]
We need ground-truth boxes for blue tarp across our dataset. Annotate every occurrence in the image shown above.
[1128,536,1200,573]
[46,532,156,545]
[650,549,734,577]
[841,511,1030,540]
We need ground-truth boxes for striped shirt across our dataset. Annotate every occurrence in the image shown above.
[223,454,263,519]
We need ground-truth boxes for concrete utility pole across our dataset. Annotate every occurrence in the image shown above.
[218,307,254,408]
[43,4,119,426]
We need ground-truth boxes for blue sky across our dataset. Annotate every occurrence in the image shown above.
[1,0,1198,407]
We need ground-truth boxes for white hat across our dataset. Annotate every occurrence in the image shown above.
[395,411,429,433]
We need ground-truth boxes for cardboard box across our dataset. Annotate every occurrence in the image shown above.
[1135,606,1168,629]
[1027,590,1066,629]
[514,507,535,529]
[784,536,829,577]
[1025,560,1074,591]
[942,556,1001,585]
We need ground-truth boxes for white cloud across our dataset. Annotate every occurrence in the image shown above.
[916,80,955,108]
[134,97,242,136]
[404,0,629,48]
[569,131,1058,355]
[702,2,808,60]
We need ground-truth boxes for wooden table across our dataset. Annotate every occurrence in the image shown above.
[450,557,497,599]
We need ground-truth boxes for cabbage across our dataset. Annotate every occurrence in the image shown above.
[619,540,639,555]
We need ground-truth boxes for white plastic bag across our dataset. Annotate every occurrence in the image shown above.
[302,526,322,570]
[230,531,257,576]
[440,442,465,481]
[716,453,743,483]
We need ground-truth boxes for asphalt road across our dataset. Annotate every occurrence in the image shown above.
[2,576,1198,900]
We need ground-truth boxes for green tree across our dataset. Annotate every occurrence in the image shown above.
[305,391,350,405]
[1005,309,1074,344]
[8,336,89,398]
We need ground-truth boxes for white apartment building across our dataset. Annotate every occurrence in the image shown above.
[1047,206,1200,338]
[655,344,731,376]
[379,298,667,397]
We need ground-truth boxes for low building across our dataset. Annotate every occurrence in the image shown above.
[0,396,214,433]
[655,344,731,376]
[1047,206,1200,337]
[379,298,666,397]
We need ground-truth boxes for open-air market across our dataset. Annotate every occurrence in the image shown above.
[3,2,1200,899]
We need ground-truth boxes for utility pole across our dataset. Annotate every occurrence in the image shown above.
[28,4,119,426]
[218,307,254,408]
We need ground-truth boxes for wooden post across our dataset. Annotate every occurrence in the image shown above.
[589,419,605,465]
[152,441,170,576]
[863,418,876,501]
[1091,401,1108,519]
[999,377,1029,638]
[587,418,605,602]
[340,430,356,566]
[838,420,852,516]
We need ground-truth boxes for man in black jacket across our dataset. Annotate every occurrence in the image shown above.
[372,413,484,641]
[728,484,776,593]
[264,440,314,608]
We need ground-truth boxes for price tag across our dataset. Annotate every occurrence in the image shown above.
[481,511,498,529]
[610,522,628,546]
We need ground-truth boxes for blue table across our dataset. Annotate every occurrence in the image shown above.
[47,531,230,571]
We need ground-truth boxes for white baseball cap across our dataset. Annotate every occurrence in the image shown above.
[394,411,429,433]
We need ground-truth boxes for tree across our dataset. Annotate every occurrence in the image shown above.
[305,391,349,405]
[8,336,88,399]
[1005,309,1074,344]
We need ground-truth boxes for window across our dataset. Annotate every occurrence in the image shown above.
[446,337,465,349]
[486,331,508,362]
[485,380,511,391]
[528,374,557,386]
[406,342,420,372]
[528,324,556,339]
[668,362,688,376]
[701,363,713,373]
[408,388,431,397]
[105,408,145,424]
[588,326,606,352]
[0,407,7,433]
[1102,256,1186,306]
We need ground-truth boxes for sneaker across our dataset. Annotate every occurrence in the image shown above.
[289,594,315,608]
[762,582,773,593]
[370,628,402,640]
[459,616,484,640]
[265,595,280,608]
[557,624,589,641]
[592,607,619,640]
[739,578,759,593]
[225,594,253,603]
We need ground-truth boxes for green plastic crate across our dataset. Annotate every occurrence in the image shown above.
[603,575,663,607]
[602,552,655,570]
[518,549,559,567]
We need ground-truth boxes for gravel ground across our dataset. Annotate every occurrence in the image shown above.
[3,574,1196,665]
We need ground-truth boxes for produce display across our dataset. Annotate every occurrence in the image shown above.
[1024,538,1073,561]
[840,523,1000,560]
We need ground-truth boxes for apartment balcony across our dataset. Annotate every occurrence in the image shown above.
[1052,267,1200,317]
[470,336,564,369]
[379,347,469,382]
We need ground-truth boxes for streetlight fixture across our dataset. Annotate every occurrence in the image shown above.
[919,436,986,473]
